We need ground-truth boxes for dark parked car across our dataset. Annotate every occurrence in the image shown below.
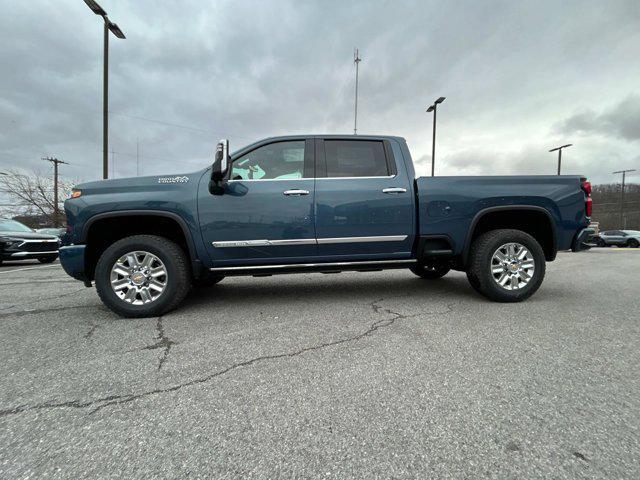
[0,218,60,265]
[595,230,640,248]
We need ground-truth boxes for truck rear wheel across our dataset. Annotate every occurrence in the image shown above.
[95,235,191,318]
[466,229,545,302]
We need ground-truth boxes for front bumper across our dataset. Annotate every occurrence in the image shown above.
[571,227,595,252]
[1,250,58,259]
[59,245,87,281]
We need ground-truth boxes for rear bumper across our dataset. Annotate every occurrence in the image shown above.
[571,227,595,252]
[59,245,87,281]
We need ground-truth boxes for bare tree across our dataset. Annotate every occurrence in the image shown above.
[0,169,75,225]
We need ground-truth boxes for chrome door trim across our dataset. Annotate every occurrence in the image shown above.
[212,239,317,248]
[316,175,396,180]
[283,189,310,196]
[210,259,417,272]
[382,187,407,194]
[316,235,407,244]
[228,177,310,183]
[212,235,408,248]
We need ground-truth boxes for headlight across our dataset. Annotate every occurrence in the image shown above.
[1,238,20,248]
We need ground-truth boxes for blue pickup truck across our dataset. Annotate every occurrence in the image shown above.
[60,135,593,317]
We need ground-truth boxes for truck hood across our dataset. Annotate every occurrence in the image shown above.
[74,171,204,195]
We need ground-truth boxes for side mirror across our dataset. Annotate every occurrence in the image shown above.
[210,139,230,194]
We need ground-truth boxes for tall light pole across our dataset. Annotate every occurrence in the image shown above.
[353,48,362,135]
[549,144,572,175]
[426,97,445,177]
[612,169,637,228]
[83,0,126,180]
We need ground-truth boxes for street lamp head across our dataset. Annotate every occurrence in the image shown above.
[435,97,446,104]
[83,0,107,16]
[426,105,435,113]
[561,143,573,149]
[107,21,126,39]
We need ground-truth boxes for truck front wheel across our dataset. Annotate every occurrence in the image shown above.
[466,229,545,302]
[95,235,191,318]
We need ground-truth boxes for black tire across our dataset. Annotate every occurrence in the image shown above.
[410,264,450,279]
[627,239,639,248]
[596,239,606,248]
[95,235,191,318]
[466,229,546,302]
[38,256,57,264]
[193,274,225,287]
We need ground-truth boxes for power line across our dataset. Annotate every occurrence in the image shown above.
[108,111,252,140]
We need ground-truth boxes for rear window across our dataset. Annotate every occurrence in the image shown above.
[324,140,390,177]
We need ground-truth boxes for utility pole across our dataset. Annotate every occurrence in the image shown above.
[42,157,68,227]
[612,169,637,228]
[136,137,140,176]
[549,144,572,175]
[426,97,446,177]
[353,48,362,135]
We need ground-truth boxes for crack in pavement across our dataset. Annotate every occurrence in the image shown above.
[0,297,453,417]
[0,288,89,314]
[0,303,98,320]
[141,316,177,371]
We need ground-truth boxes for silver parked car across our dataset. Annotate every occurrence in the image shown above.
[595,230,640,248]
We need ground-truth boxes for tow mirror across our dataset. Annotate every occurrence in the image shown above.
[210,139,230,194]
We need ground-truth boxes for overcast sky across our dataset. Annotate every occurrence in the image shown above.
[1,0,639,188]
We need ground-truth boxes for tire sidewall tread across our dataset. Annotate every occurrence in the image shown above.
[466,229,546,302]
[95,235,191,318]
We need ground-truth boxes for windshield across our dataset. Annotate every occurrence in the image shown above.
[0,219,33,233]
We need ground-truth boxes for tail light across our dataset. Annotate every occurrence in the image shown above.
[581,178,592,217]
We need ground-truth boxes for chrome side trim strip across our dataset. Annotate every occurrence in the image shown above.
[316,235,407,244]
[210,259,417,272]
[212,239,316,248]
[213,235,408,248]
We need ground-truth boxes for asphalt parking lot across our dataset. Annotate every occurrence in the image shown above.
[0,249,639,479]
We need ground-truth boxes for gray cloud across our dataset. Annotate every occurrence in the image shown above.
[555,95,640,142]
[1,0,639,191]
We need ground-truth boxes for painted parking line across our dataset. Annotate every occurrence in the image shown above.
[0,264,61,274]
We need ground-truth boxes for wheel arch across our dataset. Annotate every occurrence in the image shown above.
[462,206,557,267]
[81,210,202,281]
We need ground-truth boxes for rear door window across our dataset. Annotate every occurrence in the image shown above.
[323,140,391,177]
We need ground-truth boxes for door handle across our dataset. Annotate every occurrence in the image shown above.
[283,189,310,196]
[382,187,407,194]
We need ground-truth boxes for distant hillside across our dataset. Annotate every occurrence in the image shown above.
[591,183,640,230]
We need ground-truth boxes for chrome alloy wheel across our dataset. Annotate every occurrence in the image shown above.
[110,251,168,305]
[490,242,535,291]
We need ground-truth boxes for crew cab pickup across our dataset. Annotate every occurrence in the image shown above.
[60,135,593,317]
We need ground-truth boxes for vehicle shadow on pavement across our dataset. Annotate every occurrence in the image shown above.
[185,272,480,310]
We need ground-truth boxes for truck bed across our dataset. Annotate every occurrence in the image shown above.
[416,175,590,257]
